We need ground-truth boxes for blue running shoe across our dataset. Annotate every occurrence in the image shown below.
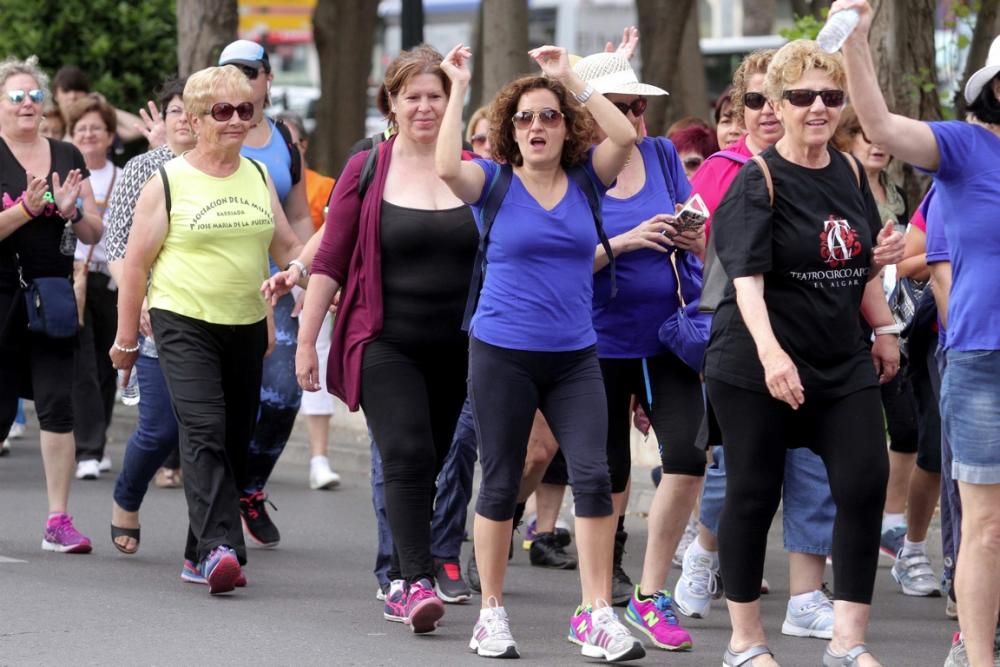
[197,546,242,594]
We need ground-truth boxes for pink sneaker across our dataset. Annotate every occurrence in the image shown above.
[42,514,92,554]
[404,578,444,634]
[625,586,693,651]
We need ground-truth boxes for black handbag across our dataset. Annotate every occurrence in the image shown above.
[15,253,78,338]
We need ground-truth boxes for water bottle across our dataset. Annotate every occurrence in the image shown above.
[816,8,860,53]
[119,368,140,406]
[139,335,159,359]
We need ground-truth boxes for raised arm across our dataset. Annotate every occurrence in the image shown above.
[835,0,940,171]
[436,44,486,203]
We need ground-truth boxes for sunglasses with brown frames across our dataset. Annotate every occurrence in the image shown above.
[511,108,564,129]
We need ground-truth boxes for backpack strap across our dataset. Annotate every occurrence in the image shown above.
[461,163,513,331]
[274,119,302,185]
[651,137,679,206]
[357,132,387,200]
[567,164,617,299]
[245,157,267,185]
[712,149,751,165]
[158,165,172,216]
[750,154,774,207]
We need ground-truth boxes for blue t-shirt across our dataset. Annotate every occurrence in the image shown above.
[593,137,692,358]
[241,118,294,274]
[470,151,609,351]
[925,122,1000,351]
[922,186,949,347]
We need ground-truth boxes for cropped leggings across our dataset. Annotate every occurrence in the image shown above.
[469,337,612,521]
[707,379,887,605]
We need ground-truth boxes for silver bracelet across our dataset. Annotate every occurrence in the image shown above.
[113,341,141,353]
[286,258,309,279]
[874,324,902,336]
[574,83,595,104]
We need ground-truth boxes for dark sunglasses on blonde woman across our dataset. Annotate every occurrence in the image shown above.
[781,89,846,108]
[609,96,647,117]
[210,102,254,122]
[743,92,768,110]
[511,108,564,129]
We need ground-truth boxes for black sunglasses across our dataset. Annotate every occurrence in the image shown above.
[511,108,564,129]
[743,92,768,111]
[210,102,254,122]
[233,64,265,80]
[682,156,704,170]
[782,89,846,108]
[609,96,647,117]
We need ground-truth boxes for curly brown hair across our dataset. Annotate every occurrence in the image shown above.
[488,76,594,168]
[729,48,777,122]
[376,44,450,131]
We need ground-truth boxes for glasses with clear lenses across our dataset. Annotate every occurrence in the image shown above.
[511,108,564,129]
[609,96,647,117]
[210,102,254,122]
[73,124,107,136]
[7,89,45,105]
[470,133,488,146]
[742,92,768,111]
[781,89,846,108]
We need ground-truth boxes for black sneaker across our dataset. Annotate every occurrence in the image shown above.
[434,559,472,603]
[239,490,279,547]
[467,550,481,592]
[612,530,633,606]
[529,532,577,569]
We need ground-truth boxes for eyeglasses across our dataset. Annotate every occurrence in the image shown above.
[742,92,768,111]
[470,133,488,146]
[6,89,45,105]
[73,125,108,136]
[781,89,846,108]
[232,64,265,81]
[165,105,186,117]
[682,156,704,171]
[209,102,254,122]
[609,96,647,117]
[511,108,564,129]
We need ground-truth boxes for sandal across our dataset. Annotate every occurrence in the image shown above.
[823,644,873,666]
[110,524,141,555]
[723,644,774,666]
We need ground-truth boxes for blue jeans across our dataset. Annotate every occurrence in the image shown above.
[113,352,179,512]
[931,344,961,590]
[942,349,1000,484]
[700,445,835,555]
[371,397,477,586]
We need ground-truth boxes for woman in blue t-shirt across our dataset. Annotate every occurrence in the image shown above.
[436,44,644,662]
[838,2,1000,664]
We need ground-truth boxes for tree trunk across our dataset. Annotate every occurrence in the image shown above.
[743,0,778,36]
[176,0,238,77]
[469,3,486,114]
[671,4,709,127]
[636,0,695,136]
[954,0,1000,116]
[481,0,530,109]
[311,0,379,176]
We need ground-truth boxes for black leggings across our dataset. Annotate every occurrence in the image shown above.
[708,379,887,605]
[469,337,612,522]
[361,337,468,583]
[600,354,705,492]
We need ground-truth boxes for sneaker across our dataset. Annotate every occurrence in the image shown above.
[943,632,968,667]
[781,590,834,639]
[376,582,389,601]
[383,579,407,622]
[467,550,481,593]
[197,545,242,594]
[529,532,577,569]
[41,514,92,553]
[434,559,472,603]
[612,530,633,607]
[75,459,100,480]
[891,549,941,597]
[469,597,519,658]
[672,517,699,568]
[945,594,958,621]
[404,578,445,633]
[0,438,9,457]
[522,514,538,550]
[581,604,646,662]
[521,515,572,550]
[7,421,24,439]
[625,587,693,651]
[674,541,719,619]
[240,490,280,547]
[181,559,246,587]
[309,458,341,490]
[879,524,907,558]
[98,456,112,473]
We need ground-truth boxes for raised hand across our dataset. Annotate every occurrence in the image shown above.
[829,0,873,42]
[51,169,83,217]
[136,100,166,148]
[604,26,639,61]
[528,45,572,82]
[441,44,473,84]
[22,172,48,214]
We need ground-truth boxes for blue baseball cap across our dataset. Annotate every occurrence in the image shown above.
[219,40,271,72]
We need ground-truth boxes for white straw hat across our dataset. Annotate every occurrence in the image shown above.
[573,52,668,96]
[964,35,1000,104]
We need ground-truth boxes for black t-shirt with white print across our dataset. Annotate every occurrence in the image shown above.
[704,144,881,400]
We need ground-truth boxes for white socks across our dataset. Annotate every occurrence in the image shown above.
[901,537,927,558]
[789,590,822,610]
[882,512,905,534]
[689,536,719,564]
[310,455,330,469]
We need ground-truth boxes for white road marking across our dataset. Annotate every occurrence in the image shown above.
[0,555,27,563]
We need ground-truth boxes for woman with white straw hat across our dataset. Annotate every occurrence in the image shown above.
[569,49,707,654]
[829,2,1000,665]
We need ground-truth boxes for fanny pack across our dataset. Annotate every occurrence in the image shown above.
[15,253,78,338]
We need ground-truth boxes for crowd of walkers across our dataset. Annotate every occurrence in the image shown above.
[1,0,998,664]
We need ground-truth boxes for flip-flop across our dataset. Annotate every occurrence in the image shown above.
[111,524,141,555]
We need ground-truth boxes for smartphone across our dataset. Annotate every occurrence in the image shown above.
[674,193,708,233]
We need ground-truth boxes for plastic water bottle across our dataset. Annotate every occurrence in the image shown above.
[119,369,140,406]
[816,8,860,53]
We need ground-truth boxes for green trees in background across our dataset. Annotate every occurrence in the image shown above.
[0,0,176,114]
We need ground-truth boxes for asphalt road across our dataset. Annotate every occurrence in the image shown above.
[1,423,956,666]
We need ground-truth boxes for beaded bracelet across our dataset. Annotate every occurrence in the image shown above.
[20,200,39,218]
[112,341,141,353]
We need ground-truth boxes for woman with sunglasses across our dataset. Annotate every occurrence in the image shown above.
[437,44,644,661]
[218,40,316,549]
[110,66,307,594]
[466,105,493,158]
[705,40,901,667]
[0,56,103,554]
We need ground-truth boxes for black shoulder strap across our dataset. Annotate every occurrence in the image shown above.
[461,163,513,331]
[567,164,616,300]
[357,132,387,199]
[246,157,267,185]
[158,165,171,216]
[274,119,302,185]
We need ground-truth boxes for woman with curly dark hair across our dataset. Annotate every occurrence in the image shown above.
[436,44,643,662]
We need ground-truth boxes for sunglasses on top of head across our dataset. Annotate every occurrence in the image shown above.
[608,96,647,117]
[781,89,846,108]
[511,108,564,129]
[6,89,45,105]
[210,102,254,122]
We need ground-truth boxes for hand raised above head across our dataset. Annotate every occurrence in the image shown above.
[441,44,473,84]
[604,26,639,61]
[528,46,572,82]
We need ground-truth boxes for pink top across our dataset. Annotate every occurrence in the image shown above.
[689,134,753,238]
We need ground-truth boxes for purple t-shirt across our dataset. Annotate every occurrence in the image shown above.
[922,186,950,347]
[924,122,1000,351]
[470,150,610,352]
[593,137,692,358]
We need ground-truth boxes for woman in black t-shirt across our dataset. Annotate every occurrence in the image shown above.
[0,56,103,554]
[704,41,901,667]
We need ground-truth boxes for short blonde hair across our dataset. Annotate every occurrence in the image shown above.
[765,39,846,104]
[183,66,252,117]
[465,105,490,143]
[0,55,50,97]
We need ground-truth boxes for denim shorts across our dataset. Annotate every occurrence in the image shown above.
[941,349,1000,484]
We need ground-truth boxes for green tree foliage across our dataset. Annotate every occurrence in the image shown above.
[0,0,176,112]
[779,9,827,41]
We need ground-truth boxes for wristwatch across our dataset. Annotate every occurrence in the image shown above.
[286,258,309,278]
